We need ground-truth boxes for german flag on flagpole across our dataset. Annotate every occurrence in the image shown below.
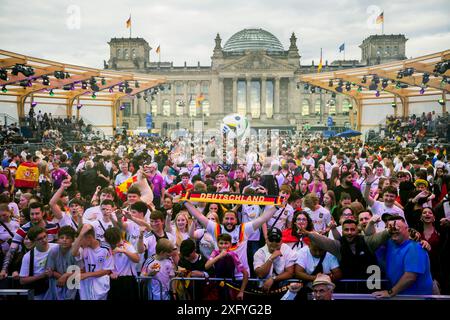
[116,175,138,201]
[196,93,205,107]
[376,11,384,24]
[15,162,39,189]
[126,15,131,28]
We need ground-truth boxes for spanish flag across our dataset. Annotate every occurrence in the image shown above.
[126,15,131,29]
[116,175,138,201]
[15,162,39,189]
[195,93,205,107]
[376,12,384,24]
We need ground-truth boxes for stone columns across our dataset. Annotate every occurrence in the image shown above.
[170,82,176,116]
[260,76,267,119]
[274,76,280,116]
[232,77,238,113]
[218,77,224,114]
[184,81,189,116]
[197,81,202,116]
[246,77,252,118]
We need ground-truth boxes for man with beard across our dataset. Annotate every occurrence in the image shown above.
[372,216,433,297]
[298,219,389,285]
[334,172,365,206]
[183,199,279,280]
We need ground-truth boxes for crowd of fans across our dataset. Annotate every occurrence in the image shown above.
[22,109,103,143]
[0,115,449,301]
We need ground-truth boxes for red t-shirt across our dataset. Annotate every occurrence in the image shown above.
[167,182,194,195]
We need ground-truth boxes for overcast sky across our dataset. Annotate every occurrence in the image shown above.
[1,0,449,69]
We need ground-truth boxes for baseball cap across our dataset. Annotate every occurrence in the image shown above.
[414,179,429,188]
[267,227,282,242]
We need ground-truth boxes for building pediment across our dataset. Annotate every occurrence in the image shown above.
[219,52,297,72]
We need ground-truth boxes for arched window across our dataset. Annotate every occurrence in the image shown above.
[116,48,121,58]
[302,99,310,116]
[189,99,196,117]
[202,100,210,117]
[124,49,129,59]
[151,100,157,116]
[342,99,352,114]
[132,49,136,59]
[162,100,170,116]
[314,100,321,115]
[176,100,184,116]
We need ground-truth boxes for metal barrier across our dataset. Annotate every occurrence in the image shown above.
[308,293,450,300]
[168,277,282,300]
[0,289,34,300]
[136,276,164,300]
[335,279,391,293]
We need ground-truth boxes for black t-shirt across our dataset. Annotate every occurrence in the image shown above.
[333,185,366,207]
[178,253,211,275]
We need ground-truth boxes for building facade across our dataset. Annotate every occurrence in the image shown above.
[106,29,407,135]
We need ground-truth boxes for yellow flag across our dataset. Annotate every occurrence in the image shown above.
[196,93,205,107]
[156,45,160,54]
[126,15,131,28]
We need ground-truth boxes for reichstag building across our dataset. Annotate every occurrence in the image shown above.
[105,28,406,134]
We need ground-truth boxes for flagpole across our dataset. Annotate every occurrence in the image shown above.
[129,14,132,38]
[382,15,384,35]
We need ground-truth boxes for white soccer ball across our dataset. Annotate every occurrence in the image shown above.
[221,114,250,139]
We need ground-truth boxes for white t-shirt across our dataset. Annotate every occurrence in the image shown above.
[142,257,175,300]
[115,172,132,186]
[370,201,405,229]
[142,231,176,258]
[78,245,114,300]
[267,204,294,231]
[240,204,263,241]
[304,206,332,233]
[302,157,315,168]
[20,243,59,277]
[112,241,138,276]
[88,219,114,243]
[0,219,20,254]
[295,246,339,288]
[194,229,217,259]
[253,243,297,280]
[57,214,81,231]
[83,206,101,223]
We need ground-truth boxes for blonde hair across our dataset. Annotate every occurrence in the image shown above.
[303,193,319,210]
[206,211,220,223]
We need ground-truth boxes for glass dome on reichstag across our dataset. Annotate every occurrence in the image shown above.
[223,28,284,53]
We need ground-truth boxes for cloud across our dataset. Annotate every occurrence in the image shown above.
[0,0,448,68]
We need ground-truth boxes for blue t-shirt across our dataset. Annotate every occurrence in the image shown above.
[385,239,433,295]
[1,158,10,169]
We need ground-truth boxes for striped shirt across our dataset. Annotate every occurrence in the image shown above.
[12,221,59,245]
